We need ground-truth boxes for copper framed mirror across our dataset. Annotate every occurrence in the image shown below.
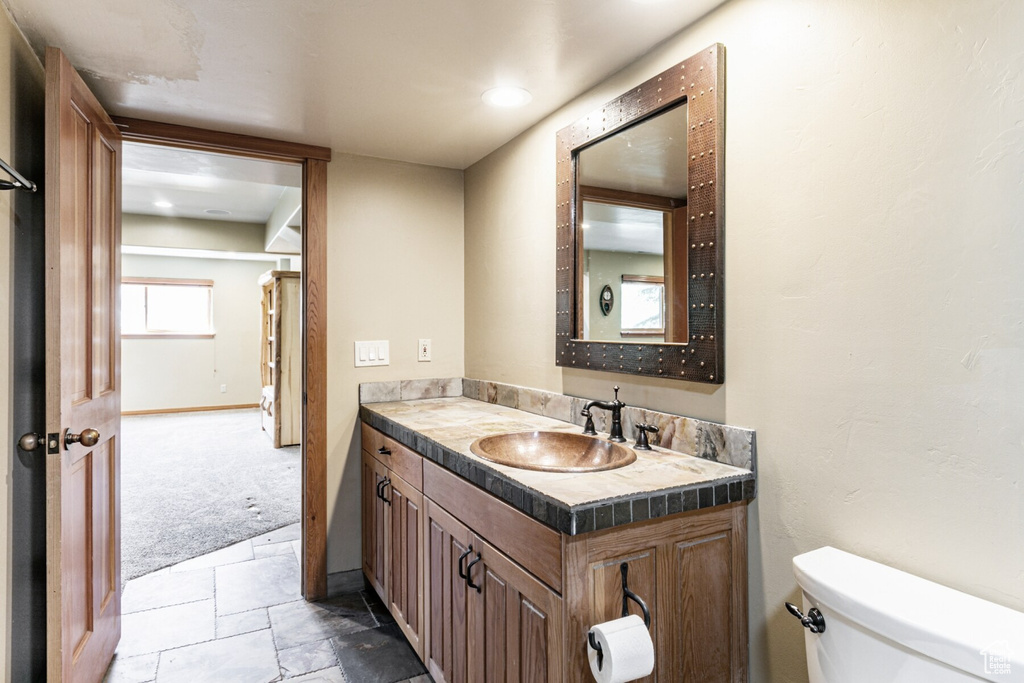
[555,43,725,383]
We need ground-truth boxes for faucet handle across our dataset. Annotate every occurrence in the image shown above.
[613,385,620,402]
[634,423,659,450]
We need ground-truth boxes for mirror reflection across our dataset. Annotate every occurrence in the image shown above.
[577,101,689,343]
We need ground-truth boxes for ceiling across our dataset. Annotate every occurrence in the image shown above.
[6,0,727,169]
[582,201,665,255]
[577,101,688,199]
[122,142,302,224]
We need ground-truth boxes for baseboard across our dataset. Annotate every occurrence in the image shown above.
[121,403,260,416]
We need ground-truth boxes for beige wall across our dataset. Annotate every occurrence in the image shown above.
[121,254,276,412]
[0,6,42,678]
[326,153,464,572]
[464,1,1024,680]
[123,213,267,252]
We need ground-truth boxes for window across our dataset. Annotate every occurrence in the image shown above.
[122,278,215,337]
[620,275,665,336]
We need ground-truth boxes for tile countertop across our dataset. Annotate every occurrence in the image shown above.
[360,396,755,536]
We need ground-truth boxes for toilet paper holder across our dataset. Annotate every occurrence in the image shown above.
[588,563,652,672]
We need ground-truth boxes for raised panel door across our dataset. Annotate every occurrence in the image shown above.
[468,535,562,683]
[423,499,472,683]
[389,473,423,656]
[361,450,390,602]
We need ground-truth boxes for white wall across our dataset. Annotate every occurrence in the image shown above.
[121,254,276,412]
[464,1,1024,680]
[326,153,464,573]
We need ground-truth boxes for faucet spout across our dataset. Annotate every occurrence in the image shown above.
[582,386,627,442]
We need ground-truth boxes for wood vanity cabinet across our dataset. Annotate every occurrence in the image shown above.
[361,423,749,683]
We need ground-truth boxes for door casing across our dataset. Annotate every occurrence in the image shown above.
[111,117,332,600]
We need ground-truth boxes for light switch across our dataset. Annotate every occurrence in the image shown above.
[354,340,390,367]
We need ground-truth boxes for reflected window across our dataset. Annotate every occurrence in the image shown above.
[620,275,665,336]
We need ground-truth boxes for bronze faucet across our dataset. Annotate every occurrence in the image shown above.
[581,386,626,442]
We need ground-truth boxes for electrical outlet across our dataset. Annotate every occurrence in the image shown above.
[220,384,227,393]
[418,339,431,362]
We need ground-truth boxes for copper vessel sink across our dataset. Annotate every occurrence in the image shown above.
[469,431,636,473]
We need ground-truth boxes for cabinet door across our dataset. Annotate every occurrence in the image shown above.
[468,535,563,683]
[566,504,747,683]
[423,499,472,683]
[389,472,423,656]
[361,450,390,602]
[672,529,742,682]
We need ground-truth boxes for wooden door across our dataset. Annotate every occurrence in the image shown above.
[44,47,122,683]
[361,450,390,602]
[389,473,423,656]
[468,535,563,683]
[423,499,472,683]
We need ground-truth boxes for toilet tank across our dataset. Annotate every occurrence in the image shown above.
[792,547,1024,683]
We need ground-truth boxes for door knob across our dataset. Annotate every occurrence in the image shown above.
[18,432,44,451]
[65,428,100,448]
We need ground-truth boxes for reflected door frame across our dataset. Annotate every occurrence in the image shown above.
[111,117,332,601]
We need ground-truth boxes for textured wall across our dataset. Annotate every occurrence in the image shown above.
[325,154,464,572]
[465,1,1024,680]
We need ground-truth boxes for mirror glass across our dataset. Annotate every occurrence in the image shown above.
[576,101,689,343]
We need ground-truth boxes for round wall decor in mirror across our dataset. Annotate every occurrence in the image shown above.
[554,43,725,383]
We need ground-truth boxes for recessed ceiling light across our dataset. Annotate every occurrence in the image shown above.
[481,86,532,108]
[153,200,173,208]
[205,209,231,216]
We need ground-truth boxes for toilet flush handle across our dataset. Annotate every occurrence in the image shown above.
[785,602,826,634]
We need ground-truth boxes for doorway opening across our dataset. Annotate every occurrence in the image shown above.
[119,142,304,581]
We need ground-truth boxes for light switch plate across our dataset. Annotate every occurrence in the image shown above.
[418,339,431,362]
[354,340,389,367]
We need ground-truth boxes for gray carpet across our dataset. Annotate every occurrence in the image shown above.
[121,409,300,581]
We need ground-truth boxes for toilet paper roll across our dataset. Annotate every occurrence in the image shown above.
[587,614,655,683]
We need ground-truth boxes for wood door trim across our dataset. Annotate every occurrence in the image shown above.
[118,118,331,601]
[111,116,332,162]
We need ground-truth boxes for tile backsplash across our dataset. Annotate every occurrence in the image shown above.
[359,377,756,472]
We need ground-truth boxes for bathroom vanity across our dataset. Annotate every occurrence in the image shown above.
[359,383,754,682]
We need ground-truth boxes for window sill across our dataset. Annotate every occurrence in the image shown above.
[122,333,216,339]
[620,329,665,337]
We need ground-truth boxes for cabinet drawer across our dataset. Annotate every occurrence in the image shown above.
[361,423,386,459]
[361,424,424,491]
[424,461,562,593]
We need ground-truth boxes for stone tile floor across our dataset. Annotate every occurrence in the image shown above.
[104,523,432,683]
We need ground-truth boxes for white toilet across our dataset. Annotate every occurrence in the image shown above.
[792,546,1024,682]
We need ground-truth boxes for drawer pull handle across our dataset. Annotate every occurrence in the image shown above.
[457,545,473,580]
[465,551,482,593]
[380,478,391,506]
[377,446,391,456]
[376,479,386,500]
